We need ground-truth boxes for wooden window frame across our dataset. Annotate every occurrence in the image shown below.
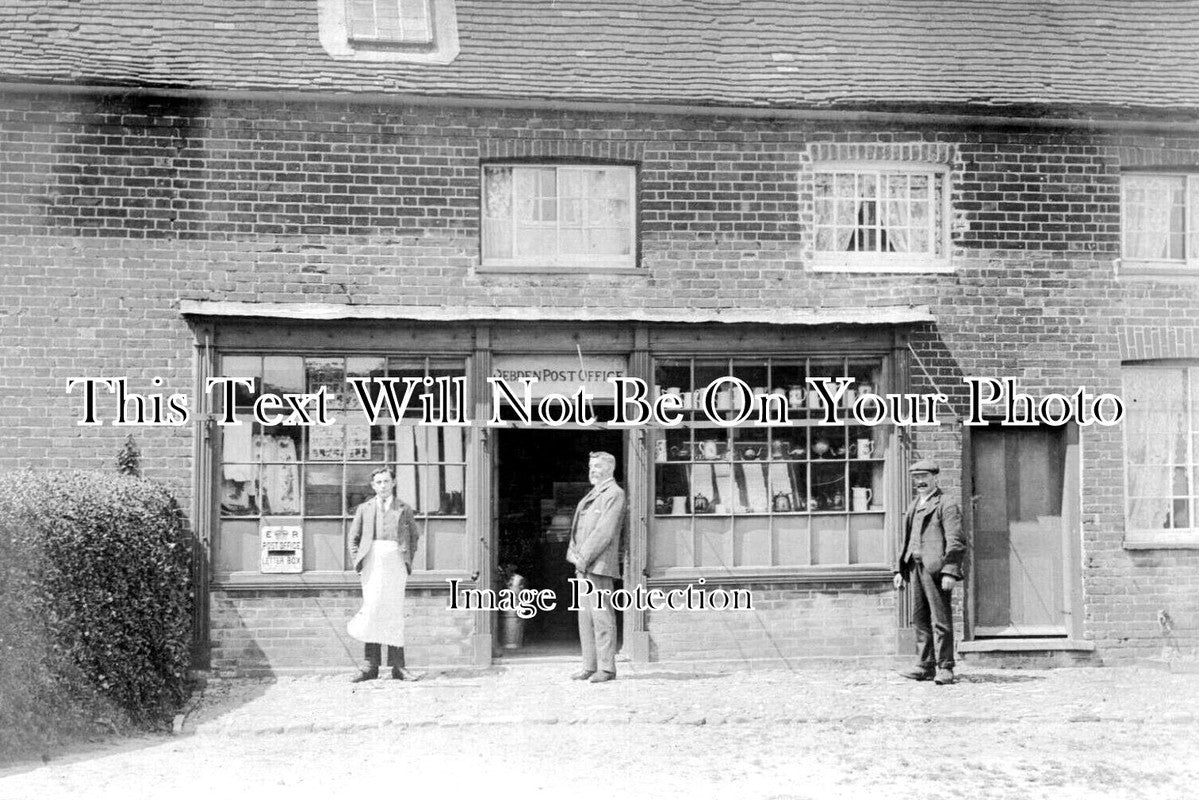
[212,352,472,586]
[1120,172,1199,277]
[345,0,434,46]
[480,163,638,272]
[1121,362,1199,548]
[647,354,895,578]
[810,161,952,274]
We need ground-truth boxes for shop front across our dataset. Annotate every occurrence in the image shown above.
[187,307,929,674]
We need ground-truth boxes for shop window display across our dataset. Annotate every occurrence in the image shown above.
[216,354,468,578]
[650,357,889,572]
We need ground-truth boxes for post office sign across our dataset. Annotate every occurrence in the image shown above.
[260,523,303,573]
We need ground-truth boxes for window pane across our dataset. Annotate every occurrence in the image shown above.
[346,357,386,414]
[305,519,346,572]
[399,0,432,41]
[217,520,259,573]
[482,167,513,259]
[347,0,377,38]
[1123,175,1186,260]
[427,518,468,570]
[221,464,260,516]
[1129,497,1169,530]
[375,0,401,38]
[814,169,942,258]
[306,356,345,408]
[1189,176,1199,259]
[483,167,513,218]
[263,356,303,396]
[305,464,342,516]
[221,356,261,407]
[346,464,382,510]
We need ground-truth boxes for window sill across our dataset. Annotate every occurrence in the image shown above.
[1124,536,1199,550]
[808,258,953,274]
[212,569,473,591]
[960,638,1094,653]
[645,565,893,587]
[477,264,643,276]
[1118,260,1199,280]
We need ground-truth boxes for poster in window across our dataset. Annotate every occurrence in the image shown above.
[346,424,371,461]
[309,422,345,461]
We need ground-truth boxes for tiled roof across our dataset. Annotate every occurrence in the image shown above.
[1,1,1198,115]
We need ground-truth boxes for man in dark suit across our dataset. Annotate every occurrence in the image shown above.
[893,459,966,685]
[566,451,626,684]
[346,467,421,682]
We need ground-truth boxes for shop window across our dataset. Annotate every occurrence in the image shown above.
[481,164,636,270]
[1122,364,1199,546]
[1121,173,1199,273]
[811,164,950,272]
[650,357,889,573]
[346,0,432,44]
[215,354,469,578]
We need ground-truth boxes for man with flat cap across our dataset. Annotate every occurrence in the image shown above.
[893,459,966,685]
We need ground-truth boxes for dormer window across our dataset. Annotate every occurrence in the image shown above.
[318,0,459,64]
[347,0,433,45]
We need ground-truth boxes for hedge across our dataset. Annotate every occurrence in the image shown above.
[0,470,194,761]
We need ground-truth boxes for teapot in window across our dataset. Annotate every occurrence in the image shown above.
[692,493,711,514]
[772,492,793,512]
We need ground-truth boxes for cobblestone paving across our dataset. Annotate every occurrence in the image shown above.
[2,664,1198,799]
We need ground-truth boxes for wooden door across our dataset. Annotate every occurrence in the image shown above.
[971,426,1071,637]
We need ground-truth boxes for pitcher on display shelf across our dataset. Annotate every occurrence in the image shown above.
[347,466,422,682]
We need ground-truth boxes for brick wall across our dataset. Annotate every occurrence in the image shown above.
[208,588,474,677]
[3,89,1199,667]
[648,582,895,664]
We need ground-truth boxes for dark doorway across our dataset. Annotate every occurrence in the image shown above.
[494,427,625,657]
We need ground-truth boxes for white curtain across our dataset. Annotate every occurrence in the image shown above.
[1124,176,1183,259]
[1125,368,1185,530]
[880,175,911,253]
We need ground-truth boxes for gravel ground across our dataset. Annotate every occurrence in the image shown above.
[3,664,1198,800]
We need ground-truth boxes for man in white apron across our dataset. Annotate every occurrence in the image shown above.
[347,467,421,681]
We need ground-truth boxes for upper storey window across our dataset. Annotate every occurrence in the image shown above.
[1122,363,1199,547]
[811,163,950,272]
[347,0,432,44]
[481,164,637,271]
[1122,173,1199,272]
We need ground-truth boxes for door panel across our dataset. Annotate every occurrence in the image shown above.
[973,433,1010,629]
[972,427,1068,636]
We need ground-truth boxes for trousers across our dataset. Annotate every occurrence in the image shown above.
[910,559,955,670]
[364,642,404,669]
[575,571,616,674]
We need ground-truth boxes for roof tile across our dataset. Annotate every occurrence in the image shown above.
[0,1,1196,115]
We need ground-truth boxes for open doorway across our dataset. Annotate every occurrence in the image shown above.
[494,427,625,658]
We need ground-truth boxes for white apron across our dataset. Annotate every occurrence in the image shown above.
[347,540,408,647]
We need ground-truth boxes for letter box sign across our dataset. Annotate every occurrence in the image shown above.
[260,524,303,573]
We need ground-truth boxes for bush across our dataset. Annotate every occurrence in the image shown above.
[0,470,194,761]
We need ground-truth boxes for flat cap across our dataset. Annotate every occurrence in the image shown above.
[909,459,940,474]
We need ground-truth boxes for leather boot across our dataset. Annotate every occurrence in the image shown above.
[352,643,382,682]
